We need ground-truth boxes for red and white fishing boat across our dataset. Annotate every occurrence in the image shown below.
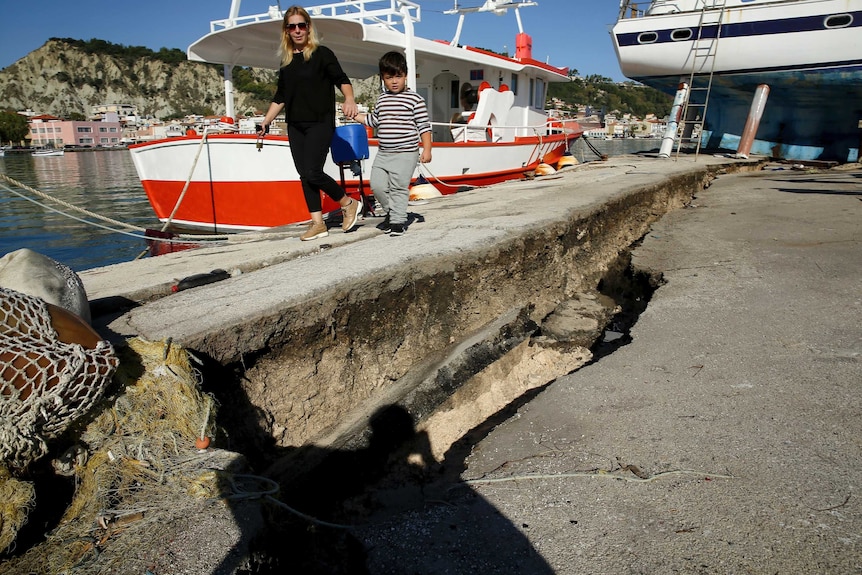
[129,0,582,233]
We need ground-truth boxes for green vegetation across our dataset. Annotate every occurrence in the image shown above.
[50,38,187,66]
[0,110,29,144]
[548,75,673,118]
[232,67,276,101]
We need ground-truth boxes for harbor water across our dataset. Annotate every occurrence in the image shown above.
[0,138,662,272]
[0,150,158,272]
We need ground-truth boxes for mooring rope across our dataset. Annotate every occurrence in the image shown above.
[159,130,210,233]
[415,163,468,190]
[464,467,734,486]
[580,134,606,159]
[0,174,228,244]
[0,173,144,232]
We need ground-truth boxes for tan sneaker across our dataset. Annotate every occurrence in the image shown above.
[341,198,360,232]
[300,221,329,241]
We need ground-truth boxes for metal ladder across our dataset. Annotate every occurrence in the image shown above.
[675,0,727,160]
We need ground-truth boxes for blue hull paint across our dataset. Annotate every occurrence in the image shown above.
[638,66,862,162]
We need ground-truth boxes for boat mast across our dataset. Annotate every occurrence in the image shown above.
[446,0,537,47]
[222,0,244,119]
[399,2,417,91]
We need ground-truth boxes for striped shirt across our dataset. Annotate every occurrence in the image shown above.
[364,89,431,152]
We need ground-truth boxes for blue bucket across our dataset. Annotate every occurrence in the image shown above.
[331,123,370,163]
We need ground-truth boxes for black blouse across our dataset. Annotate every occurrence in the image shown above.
[272,45,351,125]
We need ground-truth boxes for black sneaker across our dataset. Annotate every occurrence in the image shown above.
[377,214,391,234]
[390,223,405,236]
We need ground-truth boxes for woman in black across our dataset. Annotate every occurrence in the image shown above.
[259,5,360,241]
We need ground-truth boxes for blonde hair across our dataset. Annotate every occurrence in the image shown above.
[279,5,320,66]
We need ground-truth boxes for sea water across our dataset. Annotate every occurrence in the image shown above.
[0,150,158,271]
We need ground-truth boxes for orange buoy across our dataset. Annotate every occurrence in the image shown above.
[195,436,211,450]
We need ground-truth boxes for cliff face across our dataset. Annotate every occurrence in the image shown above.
[0,39,275,119]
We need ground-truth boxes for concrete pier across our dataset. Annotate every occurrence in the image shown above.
[62,153,862,573]
[83,154,749,457]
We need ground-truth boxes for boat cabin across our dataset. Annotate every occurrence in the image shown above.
[187,0,569,143]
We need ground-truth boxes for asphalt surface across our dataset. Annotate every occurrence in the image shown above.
[353,162,862,574]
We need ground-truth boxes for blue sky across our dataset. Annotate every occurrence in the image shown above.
[0,1,628,81]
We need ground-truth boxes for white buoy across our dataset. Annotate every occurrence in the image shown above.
[409,175,441,204]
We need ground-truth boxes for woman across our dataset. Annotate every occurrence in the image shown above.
[259,5,360,241]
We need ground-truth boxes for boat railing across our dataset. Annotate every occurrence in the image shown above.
[431,119,574,143]
[210,0,421,34]
[618,0,735,19]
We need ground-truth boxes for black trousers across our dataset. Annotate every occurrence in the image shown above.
[288,119,346,213]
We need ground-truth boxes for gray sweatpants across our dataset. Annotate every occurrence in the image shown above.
[370,149,418,225]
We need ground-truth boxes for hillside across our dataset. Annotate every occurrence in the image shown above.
[548,75,673,119]
[0,39,277,119]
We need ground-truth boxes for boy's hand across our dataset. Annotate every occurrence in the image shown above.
[420,149,432,163]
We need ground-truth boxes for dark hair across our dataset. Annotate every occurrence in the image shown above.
[378,51,407,76]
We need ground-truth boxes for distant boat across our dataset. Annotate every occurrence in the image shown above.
[129,0,583,233]
[32,149,65,157]
[612,0,862,162]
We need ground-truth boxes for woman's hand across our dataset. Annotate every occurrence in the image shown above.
[341,99,358,120]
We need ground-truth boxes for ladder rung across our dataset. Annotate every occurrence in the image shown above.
[676,1,723,162]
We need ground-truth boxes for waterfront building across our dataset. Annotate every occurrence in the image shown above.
[28,116,124,148]
[90,103,139,123]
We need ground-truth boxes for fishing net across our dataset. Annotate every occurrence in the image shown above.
[0,286,118,469]
[0,466,35,555]
[0,337,225,574]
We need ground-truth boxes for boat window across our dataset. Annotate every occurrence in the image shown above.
[534,78,545,110]
[510,73,518,96]
[637,32,658,44]
[824,14,852,28]
[529,78,535,107]
[671,28,692,41]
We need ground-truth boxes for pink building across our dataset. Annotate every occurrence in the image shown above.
[28,115,123,147]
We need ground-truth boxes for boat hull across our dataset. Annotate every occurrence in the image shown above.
[612,0,862,161]
[129,131,576,233]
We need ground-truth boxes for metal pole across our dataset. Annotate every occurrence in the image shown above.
[735,84,770,159]
[402,5,417,91]
[659,82,688,158]
[224,65,235,120]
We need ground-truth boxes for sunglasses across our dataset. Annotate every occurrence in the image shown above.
[286,22,308,31]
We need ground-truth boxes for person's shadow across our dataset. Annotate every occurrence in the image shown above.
[239,403,554,575]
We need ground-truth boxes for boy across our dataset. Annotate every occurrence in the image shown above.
[353,51,432,236]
